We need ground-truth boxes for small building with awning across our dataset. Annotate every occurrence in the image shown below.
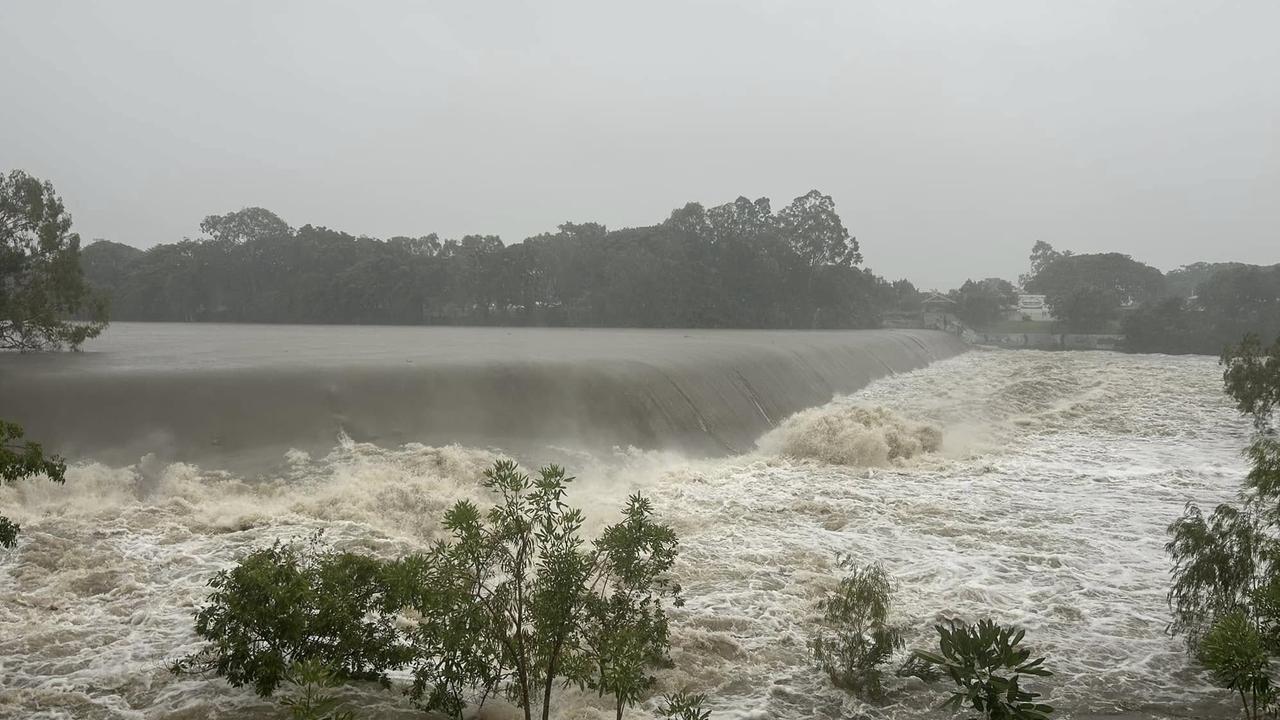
[921,292,956,329]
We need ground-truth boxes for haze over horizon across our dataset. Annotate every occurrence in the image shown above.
[2,0,1276,289]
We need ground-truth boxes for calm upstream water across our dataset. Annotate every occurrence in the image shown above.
[0,334,1252,719]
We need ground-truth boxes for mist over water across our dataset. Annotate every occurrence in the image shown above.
[1,349,1250,719]
[0,324,965,465]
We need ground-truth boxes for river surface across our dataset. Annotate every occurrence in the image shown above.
[0,335,1251,719]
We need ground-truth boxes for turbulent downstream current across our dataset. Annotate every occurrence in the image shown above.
[0,340,1254,719]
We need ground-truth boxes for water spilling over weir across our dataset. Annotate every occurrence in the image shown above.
[0,325,1252,719]
[0,324,967,465]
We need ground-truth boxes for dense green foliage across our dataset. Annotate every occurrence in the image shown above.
[278,659,359,720]
[79,193,925,329]
[807,561,1059,717]
[1197,611,1275,720]
[1124,265,1280,354]
[402,461,681,720]
[1166,334,1280,718]
[1,169,106,349]
[949,278,1018,328]
[180,461,686,720]
[1166,502,1270,647]
[809,559,903,702]
[0,420,67,548]
[659,691,712,720]
[1223,334,1280,427]
[1022,243,1165,332]
[174,539,411,696]
[1164,262,1255,300]
[1013,240,1277,352]
[913,620,1054,720]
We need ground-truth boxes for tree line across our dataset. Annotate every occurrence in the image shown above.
[12,164,1272,355]
[81,193,923,330]
[944,240,1278,354]
[1122,263,1280,354]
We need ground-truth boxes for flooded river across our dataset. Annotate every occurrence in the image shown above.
[0,327,1249,719]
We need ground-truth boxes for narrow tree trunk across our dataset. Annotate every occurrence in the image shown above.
[540,634,566,720]
[517,658,532,720]
[540,667,555,720]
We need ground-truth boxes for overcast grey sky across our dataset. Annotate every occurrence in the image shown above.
[2,1,1276,289]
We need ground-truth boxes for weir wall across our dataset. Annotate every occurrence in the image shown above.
[0,324,968,465]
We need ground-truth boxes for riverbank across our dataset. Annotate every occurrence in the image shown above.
[973,331,1124,351]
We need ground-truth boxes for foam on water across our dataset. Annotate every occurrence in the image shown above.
[757,406,942,466]
[0,349,1254,719]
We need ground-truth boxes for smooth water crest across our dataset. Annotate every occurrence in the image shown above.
[0,348,1250,719]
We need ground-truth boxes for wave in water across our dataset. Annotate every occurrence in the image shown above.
[757,405,941,466]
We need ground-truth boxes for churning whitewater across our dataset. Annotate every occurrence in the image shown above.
[0,349,1251,719]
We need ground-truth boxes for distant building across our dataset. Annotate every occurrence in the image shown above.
[921,292,957,329]
[1009,294,1053,321]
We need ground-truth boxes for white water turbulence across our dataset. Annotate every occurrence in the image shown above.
[0,349,1252,719]
[757,406,942,466]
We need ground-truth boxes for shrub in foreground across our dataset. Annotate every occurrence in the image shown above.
[179,460,691,720]
[809,559,903,702]
[1,420,67,549]
[173,538,410,696]
[660,691,711,720]
[279,659,359,720]
[913,619,1054,720]
[402,461,682,720]
[1166,334,1280,719]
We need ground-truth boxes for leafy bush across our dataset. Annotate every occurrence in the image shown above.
[660,691,711,720]
[404,461,682,720]
[278,659,358,720]
[0,169,108,351]
[1166,502,1273,647]
[809,559,903,702]
[1198,611,1274,720]
[1,420,67,549]
[1221,333,1280,428]
[179,461,693,720]
[584,493,682,719]
[175,537,410,696]
[1166,335,1280,719]
[913,619,1053,720]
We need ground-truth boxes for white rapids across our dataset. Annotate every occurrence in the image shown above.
[0,349,1253,719]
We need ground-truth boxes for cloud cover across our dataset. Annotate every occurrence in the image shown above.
[2,0,1276,288]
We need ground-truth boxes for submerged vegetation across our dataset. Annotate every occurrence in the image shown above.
[278,660,359,720]
[183,472,1065,720]
[808,557,1057,718]
[177,460,687,720]
[1167,333,1280,719]
[173,539,409,697]
[809,560,904,703]
[0,420,66,548]
[912,620,1054,720]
